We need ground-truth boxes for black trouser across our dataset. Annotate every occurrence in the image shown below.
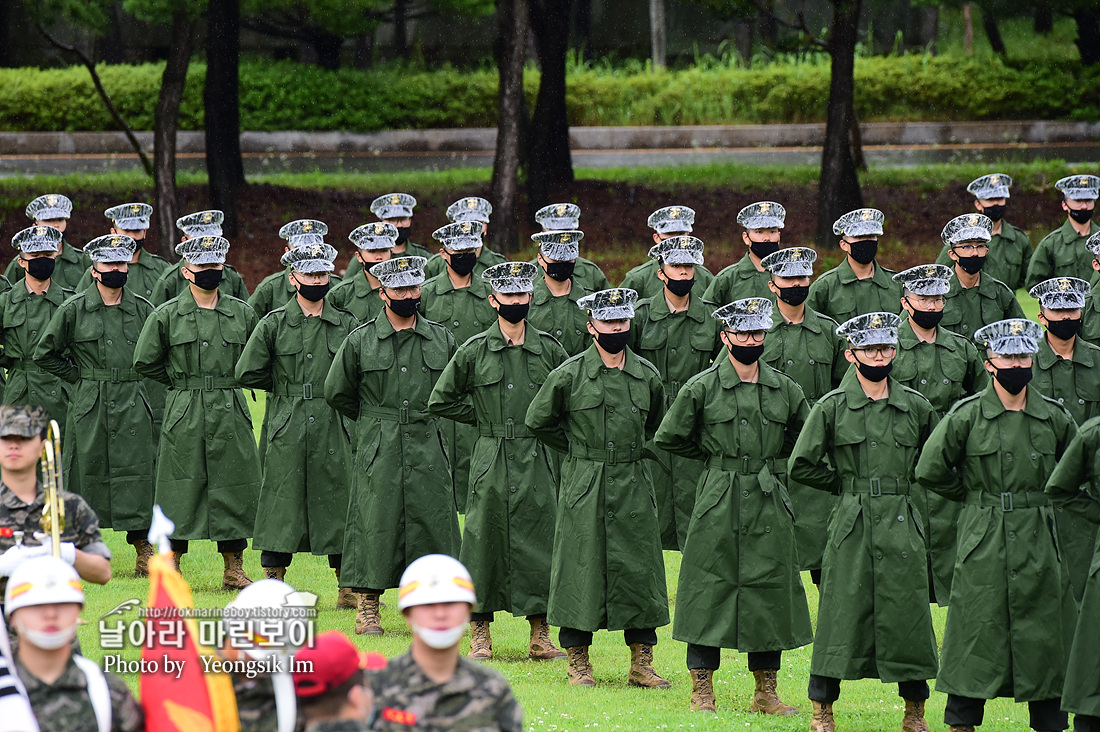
[809,568,822,586]
[471,612,545,622]
[260,551,341,570]
[1075,714,1100,732]
[808,675,929,703]
[559,627,657,648]
[170,539,247,554]
[945,695,1066,731]
[687,645,781,671]
[125,530,148,544]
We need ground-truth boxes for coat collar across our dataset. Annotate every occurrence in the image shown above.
[978,381,1056,420]
[532,276,586,306]
[897,317,957,352]
[174,285,240,317]
[1036,333,1099,368]
[582,343,646,379]
[1060,219,1100,242]
[644,290,707,323]
[837,257,893,288]
[282,295,344,327]
[948,271,1000,299]
[839,366,910,412]
[772,305,829,334]
[485,320,543,354]
[9,278,67,307]
[82,282,138,314]
[431,271,491,297]
[375,310,436,341]
[716,355,783,389]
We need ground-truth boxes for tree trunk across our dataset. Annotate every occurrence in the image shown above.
[734,17,753,65]
[154,11,194,261]
[1034,7,1052,35]
[757,0,777,50]
[204,0,246,238]
[1074,9,1100,66]
[526,0,574,214]
[978,2,1005,56]
[575,0,592,60]
[963,3,973,55]
[313,30,344,70]
[921,6,938,55]
[0,0,11,67]
[490,0,528,254]
[353,32,374,69]
[101,1,125,64]
[649,0,666,68]
[816,0,863,248]
[394,0,409,60]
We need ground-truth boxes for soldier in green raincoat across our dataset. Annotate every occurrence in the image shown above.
[327,221,396,323]
[916,318,1077,732]
[150,210,249,305]
[531,204,610,292]
[6,195,90,291]
[892,264,988,605]
[789,311,939,732]
[235,243,358,607]
[806,208,902,326]
[324,255,459,637]
[423,197,506,280]
[428,261,569,662]
[704,202,785,305]
[372,192,432,260]
[73,203,171,301]
[527,231,593,357]
[631,235,721,550]
[34,234,158,578]
[133,234,261,591]
[655,297,811,716]
[0,226,73,428]
[525,287,671,690]
[940,213,1024,340]
[1026,175,1100,289]
[1083,233,1100,343]
[248,220,343,318]
[620,206,713,300]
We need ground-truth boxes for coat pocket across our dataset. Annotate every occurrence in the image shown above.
[829,498,862,548]
[955,509,992,563]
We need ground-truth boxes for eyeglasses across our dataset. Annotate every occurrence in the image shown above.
[853,346,896,356]
[953,244,990,254]
[989,354,1032,365]
[906,296,945,308]
[726,330,766,343]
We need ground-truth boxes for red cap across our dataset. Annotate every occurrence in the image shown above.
[292,631,387,698]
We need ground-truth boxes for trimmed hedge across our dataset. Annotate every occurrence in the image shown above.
[1,56,1097,132]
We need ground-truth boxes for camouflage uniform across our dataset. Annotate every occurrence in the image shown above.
[233,673,277,732]
[308,721,369,732]
[15,656,143,732]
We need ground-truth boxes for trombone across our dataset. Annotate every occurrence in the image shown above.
[38,419,64,557]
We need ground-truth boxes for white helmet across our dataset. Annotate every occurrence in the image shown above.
[5,555,84,616]
[224,579,315,660]
[398,554,476,611]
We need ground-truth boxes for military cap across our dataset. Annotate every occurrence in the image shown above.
[105,202,153,230]
[535,203,581,231]
[483,261,538,294]
[1055,174,1100,200]
[0,405,48,438]
[1087,231,1100,258]
[25,194,72,221]
[370,256,427,289]
[578,288,638,321]
[713,298,773,332]
[762,247,817,278]
[370,193,417,220]
[974,318,1043,355]
[941,213,993,246]
[892,264,952,297]
[349,222,398,251]
[836,312,901,348]
[967,174,1012,200]
[651,235,704,265]
[176,210,224,238]
[432,221,482,251]
[281,242,338,274]
[833,208,884,238]
[533,230,582,262]
[1029,276,1090,311]
[11,225,62,254]
[446,197,492,224]
[278,219,328,249]
[736,201,786,230]
[85,234,137,263]
[175,235,230,265]
[647,205,695,235]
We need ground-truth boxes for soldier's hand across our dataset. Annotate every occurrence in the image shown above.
[0,544,39,576]
[58,542,76,564]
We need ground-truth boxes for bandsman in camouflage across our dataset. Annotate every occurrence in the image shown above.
[423,197,507,279]
[527,230,594,356]
[328,221,398,324]
[940,213,1024,340]
[149,210,250,305]
[370,192,432,259]
[532,204,611,292]
[704,201,785,305]
[5,194,91,292]
[620,205,714,299]
[1083,232,1100,342]
[1026,174,1100,289]
[249,219,342,318]
[292,630,388,732]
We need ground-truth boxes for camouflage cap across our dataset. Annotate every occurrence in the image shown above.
[370,256,427,289]
[1087,231,1100,258]
[942,213,993,247]
[833,208,884,238]
[1055,174,1100,201]
[446,197,492,224]
[532,230,582,261]
[736,201,786,230]
[0,405,48,438]
[1029,277,1090,311]
[483,261,538,294]
[535,203,581,231]
[11,225,62,254]
[25,194,72,221]
[278,219,329,249]
[892,264,952,297]
[105,202,153,230]
[761,247,816,278]
[176,210,224,238]
[651,235,704,265]
[647,205,695,235]
[349,221,399,251]
[432,221,482,251]
[281,242,338,274]
[578,288,638,321]
[713,298,773,332]
[975,318,1043,355]
[836,312,901,348]
[967,173,1012,200]
[175,235,230,265]
[84,234,138,264]
[370,193,417,220]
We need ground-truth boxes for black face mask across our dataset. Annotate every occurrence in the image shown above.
[955,255,986,274]
[97,269,128,289]
[25,257,56,282]
[448,252,478,277]
[387,296,420,319]
[297,282,330,302]
[665,277,694,297]
[847,240,878,265]
[981,204,1006,223]
[394,228,411,247]
[776,285,809,306]
[496,302,529,324]
[545,261,575,282]
[1047,318,1082,340]
[593,328,631,354]
[728,343,764,364]
[749,239,780,260]
[190,268,223,291]
[991,364,1032,395]
[1069,207,1094,224]
[908,307,944,330]
[854,355,893,382]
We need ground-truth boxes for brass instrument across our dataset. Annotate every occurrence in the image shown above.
[38,419,64,557]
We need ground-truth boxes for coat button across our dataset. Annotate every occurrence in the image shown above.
[809,359,816,365]
[306,353,313,359]
[607,511,614,518]
[743,491,749,497]
[920,379,927,385]
[870,441,877,448]
[607,441,615,448]
[202,341,209,346]
[630,511,637,518]
[106,339,113,345]
[764,526,771,533]
[507,383,513,389]
[510,486,517,493]
[898,515,904,522]
[740,419,747,425]
[401,366,407,372]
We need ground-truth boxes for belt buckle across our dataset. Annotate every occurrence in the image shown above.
[399,407,409,424]
[869,477,882,497]
[302,383,313,400]
[110,367,120,383]
[204,375,214,391]
[504,420,515,440]
[1000,492,1014,512]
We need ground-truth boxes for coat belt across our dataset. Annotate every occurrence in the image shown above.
[271,382,316,399]
[843,477,912,496]
[171,376,238,391]
[568,444,645,465]
[706,455,785,474]
[79,367,140,382]
[478,420,531,439]
[359,405,430,424]
[964,491,1049,511]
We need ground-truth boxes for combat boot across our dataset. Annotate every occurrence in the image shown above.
[468,620,492,660]
[221,552,253,591]
[811,700,835,732]
[566,646,595,686]
[689,668,716,712]
[752,669,799,715]
[355,593,383,636]
[134,539,155,578]
[171,551,183,574]
[334,569,357,609]
[263,566,286,581]
[627,643,671,689]
[948,727,974,732]
[527,617,566,660]
[902,699,929,732]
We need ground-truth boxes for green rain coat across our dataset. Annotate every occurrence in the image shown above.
[133,288,261,541]
[703,253,775,306]
[324,313,460,591]
[940,272,1024,341]
[0,281,73,426]
[631,291,721,550]
[915,386,1077,702]
[75,249,170,301]
[655,358,813,652]
[532,256,610,294]
[247,268,342,318]
[788,369,939,682]
[526,278,591,357]
[619,258,713,300]
[327,275,385,324]
[1083,286,1100,343]
[424,247,507,280]
[806,259,902,327]
[150,262,249,306]
[428,321,568,616]
[525,346,669,632]
[5,241,90,291]
[935,221,1033,292]
[33,285,157,531]
[1026,220,1100,290]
